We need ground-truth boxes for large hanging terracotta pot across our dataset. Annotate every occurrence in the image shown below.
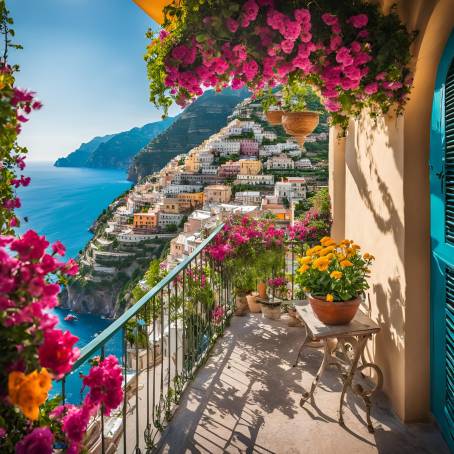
[281,111,320,146]
[265,110,284,125]
[308,295,360,326]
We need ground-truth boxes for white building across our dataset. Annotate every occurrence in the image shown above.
[162,185,203,196]
[274,177,307,201]
[234,191,262,205]
[158,212,185,228]
[265,154,295,170]
[201,165,219,175]
[295,158,313,169]
[235,174,274,186]
[212,140,241,156]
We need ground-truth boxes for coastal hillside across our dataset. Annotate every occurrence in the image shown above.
[54,134,115,167]
[127,88,249,182]
[54,118,174,169]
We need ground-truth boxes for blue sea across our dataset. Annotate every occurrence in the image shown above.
[16,162,131,401]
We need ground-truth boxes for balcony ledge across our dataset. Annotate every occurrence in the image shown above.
[157,314,449,453]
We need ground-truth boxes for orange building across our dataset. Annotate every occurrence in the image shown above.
[176,192,204,208]
[133,212,158,230]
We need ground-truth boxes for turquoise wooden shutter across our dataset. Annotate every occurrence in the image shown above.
[431,31,454,452]
[445,60,454,429]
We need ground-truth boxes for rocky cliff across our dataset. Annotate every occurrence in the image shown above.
[127,88,249,182]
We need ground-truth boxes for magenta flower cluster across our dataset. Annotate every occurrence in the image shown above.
[150,0,413,128]
[0,230,80,374]
[267,276,287,288]
[207,212,328,264]
[48,356,123,453]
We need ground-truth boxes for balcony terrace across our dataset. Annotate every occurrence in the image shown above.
[61,223,450,453]
[158,314,448,454]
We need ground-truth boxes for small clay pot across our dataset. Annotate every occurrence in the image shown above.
[246,293,261,313]
[235,295,249,316]
[265,110,284,125]
[257,281,267,299]
[308,295,360,325]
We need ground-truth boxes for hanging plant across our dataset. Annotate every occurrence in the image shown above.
[145,0,416,132]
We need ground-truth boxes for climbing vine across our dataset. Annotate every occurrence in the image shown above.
[0,0,41,234]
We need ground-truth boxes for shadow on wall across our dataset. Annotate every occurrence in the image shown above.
[346,114,404,264]
[344,113,406,412]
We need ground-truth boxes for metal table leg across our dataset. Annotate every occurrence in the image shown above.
[300,338,337,406]
[338,334,383,433]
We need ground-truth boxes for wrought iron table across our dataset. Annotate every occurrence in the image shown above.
[294,302,383,433]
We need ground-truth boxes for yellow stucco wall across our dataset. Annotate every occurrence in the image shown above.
[329,0,454,421]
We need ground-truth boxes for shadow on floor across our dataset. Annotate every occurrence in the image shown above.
[157,314,449,454]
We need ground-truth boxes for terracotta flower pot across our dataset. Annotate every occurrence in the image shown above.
[308,295,360,326]
[235,294,249,316]
[265,110,284,125]
[257,281,267,299]
[246,293,261,313]
[281,111,320,146]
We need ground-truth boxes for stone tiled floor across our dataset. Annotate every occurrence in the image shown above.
[157,314,450,454]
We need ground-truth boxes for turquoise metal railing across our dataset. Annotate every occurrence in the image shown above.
[61,223,234,453]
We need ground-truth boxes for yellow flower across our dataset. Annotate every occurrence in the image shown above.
[314,257,330,272]
[312,245,322,253]
[340,260,353,268]
[320,236,331,245]
[330,271,343,279]
[8,369,52,421]
[319,246,335,256]
[298,264,310,273]
[351,243,361,250]
[340,239,351,246]
[298,256,312,265]
[326,294,334,302]
[326,253,335,260]
[305,247,314,256]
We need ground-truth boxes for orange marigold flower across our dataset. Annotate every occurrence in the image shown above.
[8,369,52,421]
[364,253,375,260]
[326,294,334,302]
[298,264,310,273]
[340,260,353,268]
[330,271,343,279]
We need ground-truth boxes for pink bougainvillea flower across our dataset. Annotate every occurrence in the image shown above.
[321,13,338,27]
[38,329,80,378]
[364,82,379,95]
[294,8,311,25]
[226,18,239,33]
[16,427,54,454]
[51,240,66,256]
[349,14,369,29]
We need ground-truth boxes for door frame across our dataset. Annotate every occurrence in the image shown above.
[430,29,454,451]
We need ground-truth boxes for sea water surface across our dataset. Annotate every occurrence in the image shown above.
[16,162,131,400]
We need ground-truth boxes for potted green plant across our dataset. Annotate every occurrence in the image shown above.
[255,248,285,300]
[233,265,255,316]
[281,81,320,146]
[296,237,375,325]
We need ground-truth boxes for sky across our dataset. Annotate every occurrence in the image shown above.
[9,0,180,162]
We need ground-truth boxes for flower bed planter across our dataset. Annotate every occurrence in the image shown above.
[308,294,360,325]
[257,297,282,320]
[265,110,284,125]
[281,111,320,146]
